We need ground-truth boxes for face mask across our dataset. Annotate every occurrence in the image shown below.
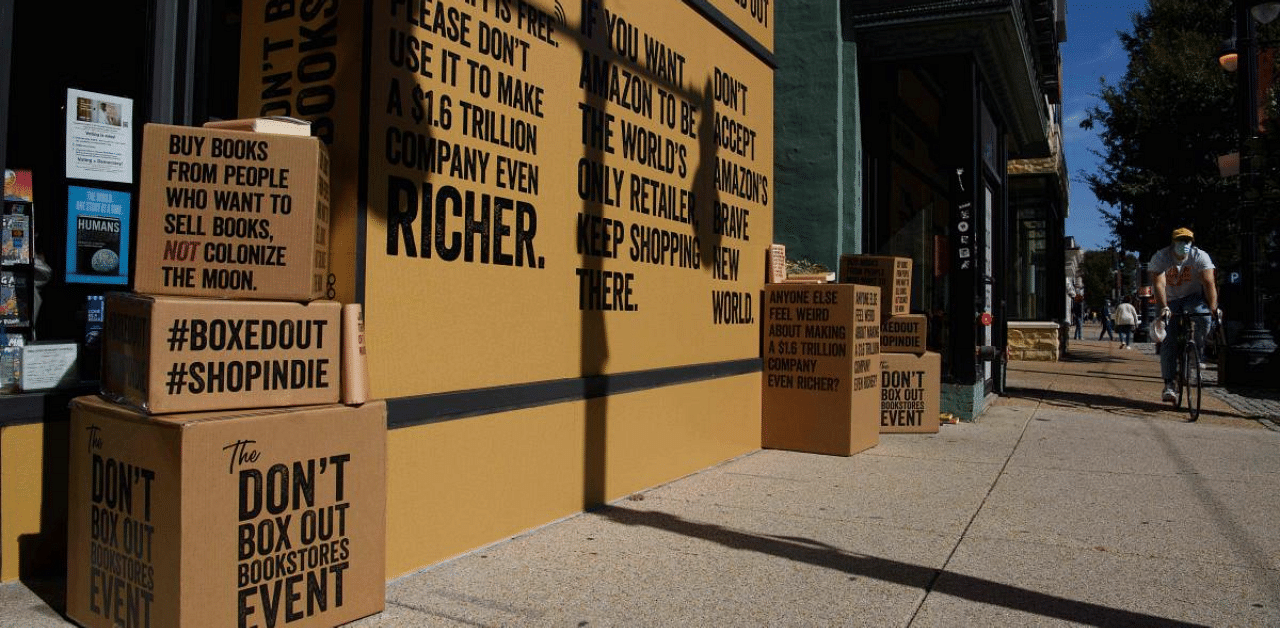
[1174,242,1191,258]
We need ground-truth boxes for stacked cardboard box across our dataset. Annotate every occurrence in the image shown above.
[838,255,911,319]
[879,352,941,433]
[762,283,882,456]
[67,122,386,628]
[879,314,928,355]
[838,255,942,434]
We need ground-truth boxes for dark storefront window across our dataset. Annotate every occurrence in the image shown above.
[1009,176,1062,322]
[881,66,951,340]
[1012,210,1048,319]
[1,2,239,399]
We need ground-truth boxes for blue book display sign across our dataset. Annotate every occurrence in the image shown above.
[65,186,130,285]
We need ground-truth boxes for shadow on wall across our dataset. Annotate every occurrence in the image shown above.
[15,394,72,613]
[575,0,725,509]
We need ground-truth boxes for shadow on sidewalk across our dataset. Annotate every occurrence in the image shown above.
[595,506,1206,627]
[1001,386,1238,421]
[1059,350,1126,364]
[1010,364,1163,385]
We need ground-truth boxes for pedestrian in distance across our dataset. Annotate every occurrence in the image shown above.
[1115,294,1139,350]
[1097,298,1116,341]
[1071,295,1084,340]
[1151,227,1220,403]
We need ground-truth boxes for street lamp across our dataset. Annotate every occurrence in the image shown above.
[1219,0,1279,386]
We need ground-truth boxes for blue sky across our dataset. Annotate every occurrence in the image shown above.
[1062,2,1150,251]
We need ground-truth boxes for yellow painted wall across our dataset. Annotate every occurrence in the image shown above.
[360,0,773,396]
[0,373,758,583]
[0,421,68,582]
[239,0,774,396]
[231,0,774,581]
[3,0,775,586]
[385,373,760,578]
[705,0,774,51]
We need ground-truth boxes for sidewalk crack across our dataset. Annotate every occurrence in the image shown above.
[905,403,1037,626]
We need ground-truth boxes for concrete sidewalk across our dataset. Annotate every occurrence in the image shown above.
[1023,325,1280,429]
[5,342,1279,626]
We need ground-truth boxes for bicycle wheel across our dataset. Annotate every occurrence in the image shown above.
[1185,341,1201,422]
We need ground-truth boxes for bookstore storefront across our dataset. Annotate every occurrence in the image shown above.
[848,0,1063,418]
[1,1,776,605]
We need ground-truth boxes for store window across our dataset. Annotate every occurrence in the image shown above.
[1,2,240,397]
[1011,201,1048,320]
[880,66,950,339]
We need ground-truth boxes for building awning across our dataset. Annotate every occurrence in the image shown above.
[850,0,1060,158]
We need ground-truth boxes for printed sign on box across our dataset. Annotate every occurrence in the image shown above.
[880,314,927,355]
[762,284,881,456]
[880,351,940,433]
[134,124,330,301]
[838,255,912,318]
[101,294,342,413]
[66,396,387,628]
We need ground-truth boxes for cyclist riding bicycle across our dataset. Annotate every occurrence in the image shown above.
[1150,227,1220,403]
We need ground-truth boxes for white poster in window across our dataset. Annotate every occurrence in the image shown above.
[65,89,133,184]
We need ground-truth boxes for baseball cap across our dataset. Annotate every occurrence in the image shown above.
[1171,227,1194,241]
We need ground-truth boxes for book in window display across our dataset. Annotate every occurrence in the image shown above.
[75,214,121,275]
[0,271,29,326]
[81,295,105,381]
[64,186,130,285]
[3,168,33,202]
[0,330,21,392]
[0,271,18,324]
[2,213,31,265]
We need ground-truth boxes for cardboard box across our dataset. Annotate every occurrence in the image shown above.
[880,351,941,433]
[134,123,330,301]
[762,284,881,456]
[838,255,912,317]
[768,244,786,283]
[102,293,342,413]
[66,395,386,628]
[880,314,928,355]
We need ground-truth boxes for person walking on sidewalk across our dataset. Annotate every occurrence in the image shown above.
[1097,298,1116,341]
[1115,294,1139,349]
[1151,227,1219,403]
[1072,295,1084,340]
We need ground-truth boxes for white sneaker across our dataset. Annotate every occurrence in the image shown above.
[1162,387,1176,403]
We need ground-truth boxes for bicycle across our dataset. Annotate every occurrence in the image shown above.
[1164,310,1217,422]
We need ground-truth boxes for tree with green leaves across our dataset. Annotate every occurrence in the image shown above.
[1083,0,1280,331]
[1078,249,1139,314]
[1081,0,1241,261]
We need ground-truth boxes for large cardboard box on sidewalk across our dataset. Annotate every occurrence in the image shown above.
[838,255,912,318]
[134,123,330,301]
[102,293,342,413]
[880,314,928,355]
[762,284,881,456]
[66,395,387,628]
[880,351,941,433]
